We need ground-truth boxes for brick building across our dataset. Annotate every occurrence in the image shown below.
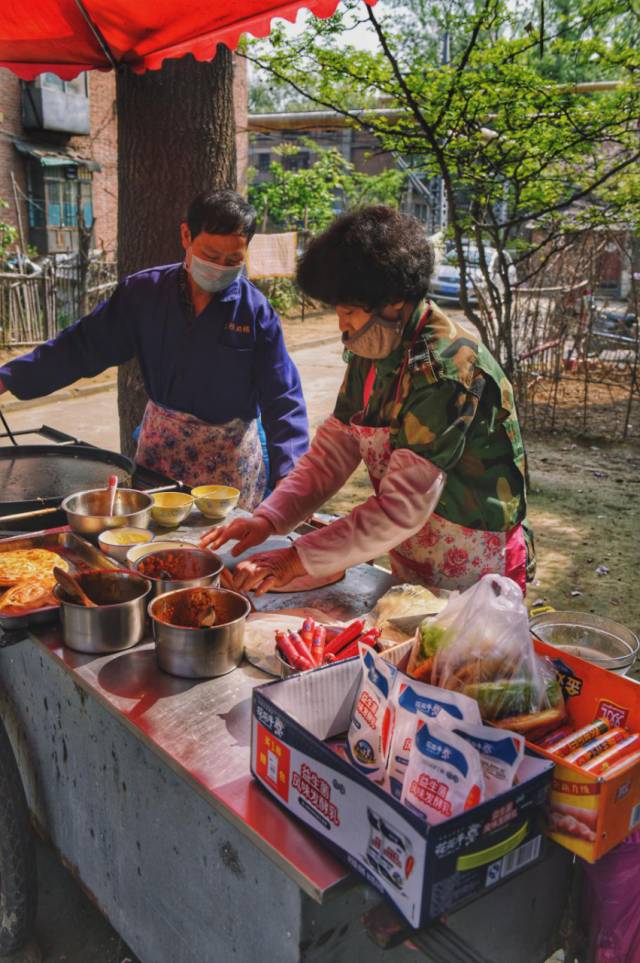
[247,108,438,228]
[0,57,248,258]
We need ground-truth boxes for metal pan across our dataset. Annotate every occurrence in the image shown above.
[0,444,135,518]
[0,530,119,629]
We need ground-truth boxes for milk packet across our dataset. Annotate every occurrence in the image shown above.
[347,644,398,780]
[401,715,485,824]
[454,722,525,797]
[387,679,482,799]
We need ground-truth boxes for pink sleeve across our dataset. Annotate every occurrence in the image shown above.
[254,415,362,535]
[294,449,445,578]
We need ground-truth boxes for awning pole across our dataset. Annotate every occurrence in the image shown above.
[73,0,118,70]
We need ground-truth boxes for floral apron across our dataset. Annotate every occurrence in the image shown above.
[353,309,527,592]
[135,400,267,511]
[349,415,526,592]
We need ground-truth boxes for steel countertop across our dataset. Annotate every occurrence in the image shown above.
[29,512,396,902]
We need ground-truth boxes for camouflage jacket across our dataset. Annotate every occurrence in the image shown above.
[334,300,528,532]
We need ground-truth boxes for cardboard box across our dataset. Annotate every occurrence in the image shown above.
[251,658,553,928]
[531,640,640,862]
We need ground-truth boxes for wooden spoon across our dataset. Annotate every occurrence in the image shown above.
[53,566,97,607]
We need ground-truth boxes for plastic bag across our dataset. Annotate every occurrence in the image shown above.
[583,830,640,962]
[347,644,398,781]
[411,574,565,734]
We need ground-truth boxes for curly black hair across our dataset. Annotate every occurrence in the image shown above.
[296,206,434,308]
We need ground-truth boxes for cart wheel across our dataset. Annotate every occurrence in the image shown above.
[0,719,37,955]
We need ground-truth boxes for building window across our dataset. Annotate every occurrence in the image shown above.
[26,162,94,253]
[284,150,310,171]
[257,152,270,172]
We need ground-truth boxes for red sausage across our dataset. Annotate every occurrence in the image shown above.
[288,630,314,665]
[311,625,326,667]
[324,619,367,657]
[276,630,312,670]
[300,618,315,646]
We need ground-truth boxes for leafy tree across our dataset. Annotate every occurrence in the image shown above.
[0,200,18,266]
[242,0,640,374]
[248,140,405,233]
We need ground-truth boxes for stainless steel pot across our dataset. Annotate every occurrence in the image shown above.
[132,547,223,597]
[54,570,152,654]
[149,587,250,678]
[61,488,153,538]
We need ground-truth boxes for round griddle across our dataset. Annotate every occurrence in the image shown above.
[0,445,134,516]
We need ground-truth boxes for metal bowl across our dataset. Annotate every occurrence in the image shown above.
[61,488,153,539]
[133,547,223,597]
[530,610,640,675]
[125,539,194,569]
[54,570,152,654]
[149,587,250,678]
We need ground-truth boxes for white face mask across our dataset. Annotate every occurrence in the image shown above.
[187,251,244,293]
[342,313,404,359]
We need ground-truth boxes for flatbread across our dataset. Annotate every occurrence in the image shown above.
[0,578,58,613]
[0,549,67,587]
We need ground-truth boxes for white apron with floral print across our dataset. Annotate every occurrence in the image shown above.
[136,400,267,511]
[350,412,526,592]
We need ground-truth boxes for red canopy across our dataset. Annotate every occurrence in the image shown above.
[0,0,359,79]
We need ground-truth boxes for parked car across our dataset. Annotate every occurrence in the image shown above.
[430,245,516,304]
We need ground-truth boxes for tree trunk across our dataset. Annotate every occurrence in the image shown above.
[116,51,237,458]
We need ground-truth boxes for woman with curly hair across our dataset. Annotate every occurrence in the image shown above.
[202,206,533,594]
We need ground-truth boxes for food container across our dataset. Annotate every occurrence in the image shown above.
[530,611,639,676]
[191,485,240,520]
[125,539,194,569]
[149,587,250,678]
[150,492,194,528]
[98,527,154,564]
[61,488,153,539]
[132,547,224,597]
[54,570,152,654]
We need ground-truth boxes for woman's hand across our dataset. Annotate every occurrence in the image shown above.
[231,547,306,596]
[199,515,275,555]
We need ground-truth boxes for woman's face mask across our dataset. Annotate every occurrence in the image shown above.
[187,250,244,293]
[342,312,404,359]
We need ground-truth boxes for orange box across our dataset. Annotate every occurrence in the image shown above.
[531,640,640,861]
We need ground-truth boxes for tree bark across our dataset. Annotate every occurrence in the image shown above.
[116,51,237,457]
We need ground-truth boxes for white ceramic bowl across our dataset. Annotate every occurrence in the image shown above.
[98,527,154,564]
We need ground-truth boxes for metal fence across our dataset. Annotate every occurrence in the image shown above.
[0,257,117,346]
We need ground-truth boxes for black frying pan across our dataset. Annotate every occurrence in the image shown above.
[0,445,135,517]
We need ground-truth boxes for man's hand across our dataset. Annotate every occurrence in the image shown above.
[231,547,306,596]
[200,515,275,555]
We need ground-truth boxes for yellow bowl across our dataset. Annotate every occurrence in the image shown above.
[191,485,240,520]
[150,492,194,528]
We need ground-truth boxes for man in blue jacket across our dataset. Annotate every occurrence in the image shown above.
[0,190,309,508]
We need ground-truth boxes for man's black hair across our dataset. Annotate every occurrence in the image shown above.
[296,206,434,308]
[186,190,257,241]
